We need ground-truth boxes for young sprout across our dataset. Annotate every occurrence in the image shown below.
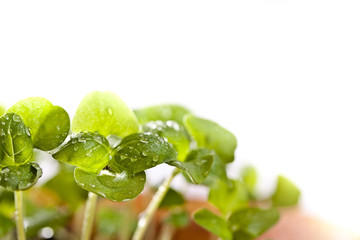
[0,97,70,240]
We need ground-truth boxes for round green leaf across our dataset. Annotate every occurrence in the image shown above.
[74,167,146,202]
[134,104,190,124]
[167,148,214,184]
[0,162,42,191]
[208,179,248,216]
[184,115,237,163]
[72,91,139,137]
[142,120,191,161]
[52,132,110,174]
[110,132,177,174]
[193,208,232,240]
[228,208,279,238]
[7,97,70,151]
[159,188,185,208]
[271,175,301,207]
[0,113,33,167]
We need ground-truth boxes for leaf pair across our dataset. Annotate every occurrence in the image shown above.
[194,208,279,240]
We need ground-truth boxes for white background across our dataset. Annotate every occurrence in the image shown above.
[1,0,360,235]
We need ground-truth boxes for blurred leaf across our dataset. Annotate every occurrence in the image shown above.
[142,120,191,161]
[0,113,33,167]
[7,97,70,151]
[184,115,237,163]
[134,104,190,124]
[74,168,146,202]
[228,208,279,239]
[0,162,42,191]
[241,166,257,199]
[193,208,232,240]
[0,105,5,116]
[52,132,110,174]
[43,164,87,209]
[208,179,248,216]
[167,148,213,184]
[72,91,139,137]
[97,207,137,238]
[0,213,14,237]
[203,150,230,186]
[110,132,177,174]
[24,207,69,238]
[272,175,300,207]
[159,188,185,208]
[0,190,14,217]
[165,210,189,228]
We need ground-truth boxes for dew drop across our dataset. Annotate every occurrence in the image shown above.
[92,135,103,144]
[1,121,5,125]
[153,155,159,162]
[130,158,137,162]
[73,146,79,151]
[25,127,31,136]
[72,138,77,144]
[56,125,61,131]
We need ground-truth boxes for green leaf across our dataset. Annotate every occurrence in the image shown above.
[193,208,232,240]
[167,148,214,184]
[134,104,191,124]
[110,132,177,174]
[142,120,191,161]
[7,97,70,151]
[0,213,15,237]
[72,91,139,137]
[184,115,237,163]
[43,163,88,210]
[241,166,257,199]
[0,162,42,191]
[74,168,146,202]
[52,132,110,174]
[271,175,301,207]
[0,113,33,167]
[164,210,189,228]
[159,188,185,208]
[206,151,230,186]
[208,179,248,216]
[228,208,279,239]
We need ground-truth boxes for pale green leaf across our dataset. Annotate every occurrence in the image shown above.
[208,179,248,216]
[7,97,70,151]
[272,175,301,207]
[72,91,139,137]
[134,104,190,124]
[184,115,237,163]
[193,208,232,240]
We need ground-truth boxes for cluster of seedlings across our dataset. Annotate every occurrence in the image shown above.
[0,92,300,240]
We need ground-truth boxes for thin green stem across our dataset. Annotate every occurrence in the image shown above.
[81,192,98,240]
[132,169,179,240]
[14,191,26,240]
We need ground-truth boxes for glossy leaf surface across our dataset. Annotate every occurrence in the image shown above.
[0,162,42,191]
[167,148,213,184]
[193,208,232,240]
[184,115,237,163]
[110,132,177,174]
[52,132,110,174]
[0,113,33,167]
[7,97,70,151]
[142,120,191,161]
[272,175,300,207]
[72,91,139,137]
[134,104,190,124]
[228,208,279,239]
[208,179,248,215]
[74,168,146,202]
